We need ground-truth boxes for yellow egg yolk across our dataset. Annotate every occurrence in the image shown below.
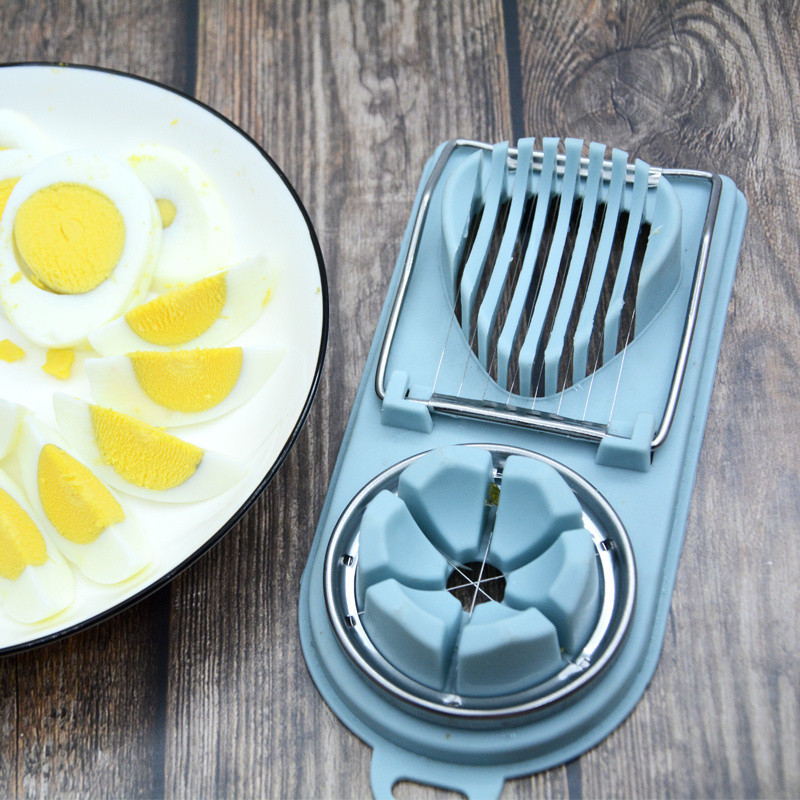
[42,348,75,379]
[156,198,177,228]
[128,347,243,412]
[124,274,227,345]
[37,444,125,545]
[0,488,48,580]
[0,176,19,219]
[89,404,204,490]
[0,338,24,362]
[13,182,125,294]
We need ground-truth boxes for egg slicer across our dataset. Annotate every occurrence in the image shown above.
[299,138,747,799]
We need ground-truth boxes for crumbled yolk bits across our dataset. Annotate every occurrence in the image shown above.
[42,348,74,379]
[0,339,24,362]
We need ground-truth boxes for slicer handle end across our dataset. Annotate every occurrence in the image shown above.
[370,743,506,800]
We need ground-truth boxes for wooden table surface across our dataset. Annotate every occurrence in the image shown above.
[1,1,798,798]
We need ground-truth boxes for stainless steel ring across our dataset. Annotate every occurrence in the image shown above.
[323,443,636,723]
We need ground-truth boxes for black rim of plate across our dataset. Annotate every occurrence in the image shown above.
[0,62,329,656]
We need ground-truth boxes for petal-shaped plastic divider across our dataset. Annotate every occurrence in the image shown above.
[362,579,464,691]
[489,456,584,572]
[454,601,563,696]
[398,446,493,564]
[355,490,451,608]
[504,528,600,654]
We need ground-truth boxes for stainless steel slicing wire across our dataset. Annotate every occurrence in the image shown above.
[430,143,645,432]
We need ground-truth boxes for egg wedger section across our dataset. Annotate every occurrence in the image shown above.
[298,142,747,800]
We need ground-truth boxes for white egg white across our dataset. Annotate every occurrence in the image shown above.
[0,466,74,624]
[0,109,54,154]
[0,150,163,348]
[128,144,233,291]
[85,344,284,428]
[0,150,46,218]
[0,398,26,460]
[52,394,247,503]
[87,255,277,356]
[14,414,152,584]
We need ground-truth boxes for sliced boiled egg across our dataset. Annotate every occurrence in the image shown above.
[52,394,247,503]
[85,344,284,427]
[88,256,276,355]
[0,466,74,624]
[128,144,233,291]
[0,398,27,459]
[15,414,151,584]
[0,150,162,348]
[0,109,54,154]
[0,149,45,222]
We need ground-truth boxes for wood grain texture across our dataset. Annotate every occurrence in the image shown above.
[0,1,797,798]
[0,0,197,92]
[511,1,800,798]
[7,593,170,799]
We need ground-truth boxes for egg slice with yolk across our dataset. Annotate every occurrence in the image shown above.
[0,467,74,624]
[52,394,247,503]
[85,344,284,427]
[0,398,27,459]
[15,414,151,584]
[87,256,276,356]
[14,181,126,294]
[0,109,54,154]
[0,150,162,348]
[128,144,232,291]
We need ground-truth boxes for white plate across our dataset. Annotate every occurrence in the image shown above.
[0,64,327,653]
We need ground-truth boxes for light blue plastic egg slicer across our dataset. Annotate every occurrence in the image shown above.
[299,138,747,799]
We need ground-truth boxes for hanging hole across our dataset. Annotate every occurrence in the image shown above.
[393,781,467,800]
